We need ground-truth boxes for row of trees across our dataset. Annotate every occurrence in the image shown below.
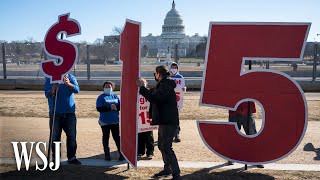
[0,41,119,65]
[0,41,207,64]
[1,36,317,64]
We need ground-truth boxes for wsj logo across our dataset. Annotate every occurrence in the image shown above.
[11,142,61,171]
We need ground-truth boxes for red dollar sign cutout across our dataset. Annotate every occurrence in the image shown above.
[41,13,81,83]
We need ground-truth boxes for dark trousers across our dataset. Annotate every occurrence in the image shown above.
[229,114,257,135]
[138,131,154,156]
[158,125,180,176]
[101,123,121,156]
[174,110,181,139]
[50,113,77,160]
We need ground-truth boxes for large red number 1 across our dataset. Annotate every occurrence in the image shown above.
[198,23,310,164]
[119,19,141,169]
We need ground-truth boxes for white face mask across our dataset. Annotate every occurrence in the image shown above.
[170,68,178,75]
[104,87,113,94]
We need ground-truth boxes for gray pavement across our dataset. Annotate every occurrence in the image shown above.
[1,158,320,171]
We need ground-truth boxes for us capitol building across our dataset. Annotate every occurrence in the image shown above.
[104,1,206,58]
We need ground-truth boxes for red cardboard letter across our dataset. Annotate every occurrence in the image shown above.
[120,19,141,169]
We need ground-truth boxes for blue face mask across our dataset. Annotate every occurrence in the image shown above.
[104,88,112,94]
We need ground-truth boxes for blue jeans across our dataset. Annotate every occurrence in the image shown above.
[49,113,77,160]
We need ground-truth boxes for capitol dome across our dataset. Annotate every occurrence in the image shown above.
[161,0,185,37]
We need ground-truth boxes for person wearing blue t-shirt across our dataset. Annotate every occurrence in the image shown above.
[96,81,124,161]
[44,74,81,165]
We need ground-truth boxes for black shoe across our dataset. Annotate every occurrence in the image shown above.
[67,158,81,165]
[227,161,234,165]
[119,154,125,161]
[172,174,182,180]
[256,165,264,168]
[137,154,143,158]
[147,154,154,159]
[105,154,111,161]
[174,137,181,143]
[153,169,171,177]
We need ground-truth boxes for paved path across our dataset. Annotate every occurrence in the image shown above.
[1,158,320,171]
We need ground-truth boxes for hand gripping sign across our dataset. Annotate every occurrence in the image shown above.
[198,22,310,165]
[40,13,81,83]
[119,19,141,169]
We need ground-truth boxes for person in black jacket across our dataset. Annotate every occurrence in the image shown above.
[137,65,181,180]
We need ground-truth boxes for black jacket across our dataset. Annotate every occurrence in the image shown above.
[139,78,179,126]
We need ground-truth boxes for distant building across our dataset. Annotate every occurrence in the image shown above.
[104,0,206,58]
[103,35,119,44]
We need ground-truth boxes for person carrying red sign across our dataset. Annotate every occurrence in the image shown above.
[228,102,257,135]
[44,74,81,165]
[228,102,264,168]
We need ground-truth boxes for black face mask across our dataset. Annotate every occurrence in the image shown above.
[154,73,159,82]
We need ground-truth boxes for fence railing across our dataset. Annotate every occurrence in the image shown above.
[1,42,319,81]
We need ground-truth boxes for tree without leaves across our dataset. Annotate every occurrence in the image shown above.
[195,36,207,59]
[141,45,149,57]
[111,26,123,43]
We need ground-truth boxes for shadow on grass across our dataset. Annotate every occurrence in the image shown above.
[86,151,124,161]
[181,166,275,180]
[0,165,127,180]
[0,152,132,179]
[303,143,320,160]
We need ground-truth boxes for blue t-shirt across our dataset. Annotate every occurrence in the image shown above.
[170,73,184,79]
[44,74,80,114]
[96,93,120,126]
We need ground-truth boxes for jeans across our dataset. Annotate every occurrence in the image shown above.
[101,123,121,156]
[158,125,180,176]
[229,114,257,135]
[138,131,154,156]
[50,113,77,160]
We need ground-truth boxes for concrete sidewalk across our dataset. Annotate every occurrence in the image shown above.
[1,158,320,171]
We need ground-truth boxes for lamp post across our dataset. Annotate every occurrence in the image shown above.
[174,43,179,64]
[312,34,319,81]
[2,43,6,79]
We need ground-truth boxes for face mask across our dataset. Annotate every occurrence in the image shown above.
[104,88,113,94]
[170,68,178,75]
[154,73,159,82]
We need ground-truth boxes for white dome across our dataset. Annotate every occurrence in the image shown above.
[161,0,185,36]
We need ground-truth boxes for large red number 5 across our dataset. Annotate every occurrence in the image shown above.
[198,22,310,164]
